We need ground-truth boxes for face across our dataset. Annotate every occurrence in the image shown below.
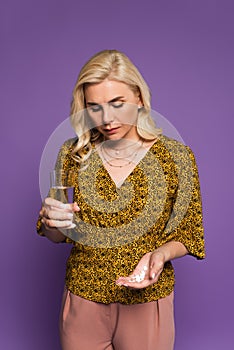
[84,79,142,141]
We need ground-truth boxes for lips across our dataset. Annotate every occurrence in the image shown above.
[103,127,120,134]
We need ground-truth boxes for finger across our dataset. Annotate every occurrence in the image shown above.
[149,261,164,280]
[45,198,80,213]
[46,209,74,221]
[125,280,151,289]
[40,206,52,218]
[42,217,74,228]
[44,197,68,209]
[116,276,128,285]
[116,277,151,289]
[72,202,80,212]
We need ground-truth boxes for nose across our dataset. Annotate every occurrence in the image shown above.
[102,104,114,125]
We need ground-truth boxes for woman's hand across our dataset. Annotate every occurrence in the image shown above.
[116,250,165,289]
[40,197,80,230]
[116,241,188,289]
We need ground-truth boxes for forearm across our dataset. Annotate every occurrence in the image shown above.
[154,241,188,263]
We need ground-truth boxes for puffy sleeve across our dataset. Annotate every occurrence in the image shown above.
[36,138,77,244]
[162,146,205,259]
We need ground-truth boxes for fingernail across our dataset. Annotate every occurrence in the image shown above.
[67,213,73,219]
[69,223,76,228]
[123,284,128,287]
[66,221,73,226]
[152,273,155,279]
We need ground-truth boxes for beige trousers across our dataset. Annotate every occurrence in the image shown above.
[60,288,175,350]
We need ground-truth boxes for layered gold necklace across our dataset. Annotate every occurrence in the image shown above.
[99,139,144,168]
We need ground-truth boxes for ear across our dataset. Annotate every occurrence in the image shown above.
[137,97,143,109]
[137,94,143,108]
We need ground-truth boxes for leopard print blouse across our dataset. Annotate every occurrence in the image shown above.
[37,135,205,304]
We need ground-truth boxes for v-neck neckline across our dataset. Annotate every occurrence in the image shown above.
[93,138,160,188]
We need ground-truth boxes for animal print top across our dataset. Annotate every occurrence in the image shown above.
[37,135,205,304]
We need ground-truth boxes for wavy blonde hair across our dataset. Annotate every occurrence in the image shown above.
[70,49,161,162]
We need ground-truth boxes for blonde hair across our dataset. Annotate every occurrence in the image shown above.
[70,49,161,162]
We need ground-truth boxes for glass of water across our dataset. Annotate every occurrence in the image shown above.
[49,169,76,228]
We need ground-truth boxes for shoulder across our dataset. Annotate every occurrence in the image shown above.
[61,137,78,150]
[158,134,187,150]
[57,137,78,157]
[55,137,78,168]
[158,134,194,157]
[155,135,198,171]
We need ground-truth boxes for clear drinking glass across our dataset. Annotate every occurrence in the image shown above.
[49,169,76,228]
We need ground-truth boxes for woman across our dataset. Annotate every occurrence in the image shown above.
[37,49,205,350]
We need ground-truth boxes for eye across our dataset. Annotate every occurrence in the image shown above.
[88,105,102,113]
[111,102,124,109]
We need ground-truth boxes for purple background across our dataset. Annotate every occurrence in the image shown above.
[1,0,233,349]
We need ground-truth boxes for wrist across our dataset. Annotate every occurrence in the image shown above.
[41,220,58,232]
[42,223,66,243]
[153,241,188,263]
[152,248,167,264]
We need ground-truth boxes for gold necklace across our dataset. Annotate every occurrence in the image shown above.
[102,139,141,158]
[100,140,144,168]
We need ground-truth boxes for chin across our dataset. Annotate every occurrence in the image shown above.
[104,135,122,141]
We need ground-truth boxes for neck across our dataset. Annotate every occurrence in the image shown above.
[103,137,141,149]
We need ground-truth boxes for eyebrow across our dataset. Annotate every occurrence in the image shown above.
[86,96,125,106]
